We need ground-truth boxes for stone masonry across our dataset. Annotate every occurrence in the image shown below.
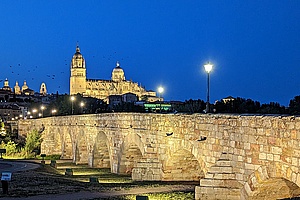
[18,113,300,199]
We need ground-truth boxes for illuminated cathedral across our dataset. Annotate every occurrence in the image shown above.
[69,45,158,102]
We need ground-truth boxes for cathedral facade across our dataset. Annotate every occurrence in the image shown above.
[70,45,158,102]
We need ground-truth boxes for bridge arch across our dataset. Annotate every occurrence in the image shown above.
[41,126,62,156]
[118,132,144,174]
[243,165,300,199]
[92,131,111,168]
[61,127,72,159]
[75,128,88,164]
[162,148,204,181]
[162,138,207,181]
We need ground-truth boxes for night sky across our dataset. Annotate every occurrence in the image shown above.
[0,1,299,105]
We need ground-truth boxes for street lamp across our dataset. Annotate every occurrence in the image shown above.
[70,96,75,114]
[204,62,213,113]
[32,109,37,118]
[80,102,84,114]
[41,105,45,117]
[158,86,164,113]
[51,109,57,116]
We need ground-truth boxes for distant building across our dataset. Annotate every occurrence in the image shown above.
[108,95,123,108]
[0,103,23,121]
[122,93,138,103]
[108,93,138,108]
[40,83,47,96]
[2,79,12,92]
[69,45,160,102]
[222,96,235,104]
[0,79,47,97]
[0,79,49,120]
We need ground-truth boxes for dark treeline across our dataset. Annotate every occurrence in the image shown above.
[28,94,300,116]
[173,96,300,115]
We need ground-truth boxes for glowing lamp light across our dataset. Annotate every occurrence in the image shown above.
[70,96,76,115]
[158,87,164,94]
[204,62,213,73]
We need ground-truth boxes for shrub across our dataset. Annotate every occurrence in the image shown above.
[0,141,19,155]
[24,129,43,157]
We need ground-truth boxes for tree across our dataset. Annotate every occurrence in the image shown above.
[289,96,300,115]
[172,99,206,113]
[24,129,42,155]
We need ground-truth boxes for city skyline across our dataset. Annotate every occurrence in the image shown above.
[0,1,299,106]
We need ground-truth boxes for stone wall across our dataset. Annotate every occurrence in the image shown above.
[18,113,300,199]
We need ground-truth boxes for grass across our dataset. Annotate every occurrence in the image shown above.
[91,192,195,200]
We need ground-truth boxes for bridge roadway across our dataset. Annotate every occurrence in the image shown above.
[18,113,300,199]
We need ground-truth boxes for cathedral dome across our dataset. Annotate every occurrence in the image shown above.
[112,61,125,82]
[112,61,124,72]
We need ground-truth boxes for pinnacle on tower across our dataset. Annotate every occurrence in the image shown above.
[76,41,81,53]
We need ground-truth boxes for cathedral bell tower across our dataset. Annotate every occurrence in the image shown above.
[70,44,87,95]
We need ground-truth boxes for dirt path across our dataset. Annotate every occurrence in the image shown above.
[0,160,40,173]
[0,185,194,200]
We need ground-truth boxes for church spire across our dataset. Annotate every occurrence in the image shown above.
[76,41,80,53]
[116,61,120,68]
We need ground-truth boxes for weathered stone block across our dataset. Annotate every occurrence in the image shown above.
[271,146,282,154]
[266,153,274,161]
[259,152,266,160]
[214,173,236,179]
[209,166,233,174]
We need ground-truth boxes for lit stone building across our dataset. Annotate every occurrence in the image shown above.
[1,79,47,96]
[70,45,158,102]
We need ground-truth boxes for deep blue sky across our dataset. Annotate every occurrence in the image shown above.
[0,1,299,105]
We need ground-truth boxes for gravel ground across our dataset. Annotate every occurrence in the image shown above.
[0,161,196,199]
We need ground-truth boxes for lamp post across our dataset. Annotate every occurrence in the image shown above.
[80,102,84,114]
[32,109,37,118]
[204,62,213,113]
[41,105,45,117]
[51,109,57,116]
[70,96,75,115]
[158,86,164,113]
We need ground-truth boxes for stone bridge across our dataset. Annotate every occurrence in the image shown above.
[18,113,300,199]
